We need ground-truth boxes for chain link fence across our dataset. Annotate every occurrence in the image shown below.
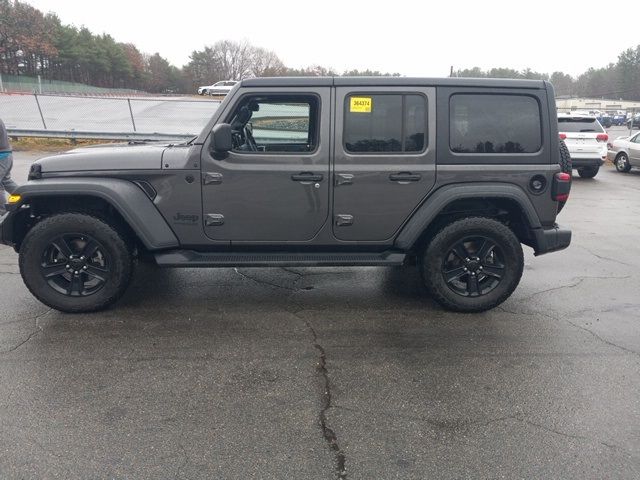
[0,93,221,141]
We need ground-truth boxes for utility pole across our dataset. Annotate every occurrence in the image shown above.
[0,73,3,93]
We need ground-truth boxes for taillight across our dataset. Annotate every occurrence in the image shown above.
[553,172,571,202]
[559,133,567,140]
[596,133,608,143]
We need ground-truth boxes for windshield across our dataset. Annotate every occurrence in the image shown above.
[558,117,604,133]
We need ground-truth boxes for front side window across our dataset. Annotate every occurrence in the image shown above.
[631,133,640,144]
[450,94,542,154]
[227,95,318,153]
[344,94,427,153]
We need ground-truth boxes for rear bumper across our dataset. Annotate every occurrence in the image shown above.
[572,157,604,169]
[533,224,572,256]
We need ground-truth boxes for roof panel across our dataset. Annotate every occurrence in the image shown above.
[240,76,545,89]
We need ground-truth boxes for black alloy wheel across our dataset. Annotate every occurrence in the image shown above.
[442,236,505,298]
[40,233,110,297]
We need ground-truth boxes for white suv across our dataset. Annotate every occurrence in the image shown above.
[558,113,608,178]
[197,80,237,96]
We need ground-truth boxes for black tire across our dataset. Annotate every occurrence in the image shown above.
[577,166,599,178]
[19,213,133,313]
[557,140,572,213]
[558,139,572,173]
[615,153,631,173]
[421,217,524,313]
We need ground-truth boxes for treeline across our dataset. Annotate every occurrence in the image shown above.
[0,0,183,92]
[453,45,640,100]
[0,1,398,93]
[2,0,639,98]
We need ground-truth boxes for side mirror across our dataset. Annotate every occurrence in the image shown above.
[212,123,232,152]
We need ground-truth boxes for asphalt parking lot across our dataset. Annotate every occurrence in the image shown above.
[1,149,639,479]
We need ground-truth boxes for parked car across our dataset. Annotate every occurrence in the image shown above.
[197,80,237,96]
[597,115,612,128]
[612,114,627,126]
[627,114,640,130]
[608,131,640,172]
[1,77,572,314]
[557,113,607,178]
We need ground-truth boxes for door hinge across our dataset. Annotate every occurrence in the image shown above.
[203,172,223,185]
[335,214,354,226]
[205,214,225,226]
[336,173,354,186]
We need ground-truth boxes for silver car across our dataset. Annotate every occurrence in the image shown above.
[608,131,640,173]
[197,80,237,96]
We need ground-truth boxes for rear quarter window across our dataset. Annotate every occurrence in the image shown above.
[450,94,542,154]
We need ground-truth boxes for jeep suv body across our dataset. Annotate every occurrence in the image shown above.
[0,77,572,313]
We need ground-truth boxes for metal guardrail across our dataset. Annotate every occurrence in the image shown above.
[1,92,220,140]
[6,128,193,142]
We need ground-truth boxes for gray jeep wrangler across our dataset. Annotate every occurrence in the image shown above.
[0,77,572,313]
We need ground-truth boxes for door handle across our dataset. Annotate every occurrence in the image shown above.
[389,172,421,182]
[291,172,323,182]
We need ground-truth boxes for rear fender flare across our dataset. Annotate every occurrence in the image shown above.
[394,183,542,250]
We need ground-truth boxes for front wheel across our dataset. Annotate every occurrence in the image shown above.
[615,153,631,173]
[421,217,524,312]
[577,166,599,178]
[19,213,134,313]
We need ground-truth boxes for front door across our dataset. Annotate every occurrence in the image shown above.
[201,88,330,242]
[333,87,436,241]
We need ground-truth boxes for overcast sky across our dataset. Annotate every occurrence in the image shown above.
[25,0,638,77]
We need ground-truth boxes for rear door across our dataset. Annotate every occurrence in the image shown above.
[201,88,330,242]
[333,87,436,241]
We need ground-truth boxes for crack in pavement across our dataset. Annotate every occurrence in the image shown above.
[521,275,632,301]
[302,317,347,480]
[331,406,630,454]
[233,268,297,292]
[577,245,635,268]
[0,308,52,354]
[496,305,640,358]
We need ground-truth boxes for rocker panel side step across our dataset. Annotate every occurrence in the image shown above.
[153,250,406,267]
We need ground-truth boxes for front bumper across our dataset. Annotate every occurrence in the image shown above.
[572,157,604,169]
[0,211,13,247]
[533,224,572,256]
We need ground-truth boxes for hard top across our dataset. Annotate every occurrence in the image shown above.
[240,76,547,89]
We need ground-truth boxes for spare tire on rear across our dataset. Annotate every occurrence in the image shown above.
[557,139,572,213]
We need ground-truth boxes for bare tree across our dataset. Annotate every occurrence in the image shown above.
[250,47,286,77]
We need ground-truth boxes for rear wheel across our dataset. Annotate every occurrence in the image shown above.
[615,153,631,173]
[19,213,134,313]
[421,217,524,312]
[577,166,599,178]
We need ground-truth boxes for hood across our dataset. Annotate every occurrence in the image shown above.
[34,142,172,173]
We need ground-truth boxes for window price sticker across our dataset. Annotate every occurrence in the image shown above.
[350,97,372,113]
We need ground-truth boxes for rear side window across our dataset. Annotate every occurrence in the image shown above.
[558,117,604,133]
[344,94,427,153]
[450,94,542,154]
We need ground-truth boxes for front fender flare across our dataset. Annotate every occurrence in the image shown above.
[11,178,179,250]
[394,182,542,250]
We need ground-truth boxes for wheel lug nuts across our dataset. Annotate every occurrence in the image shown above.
[83,266,87,270]
[463,267,468,271]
